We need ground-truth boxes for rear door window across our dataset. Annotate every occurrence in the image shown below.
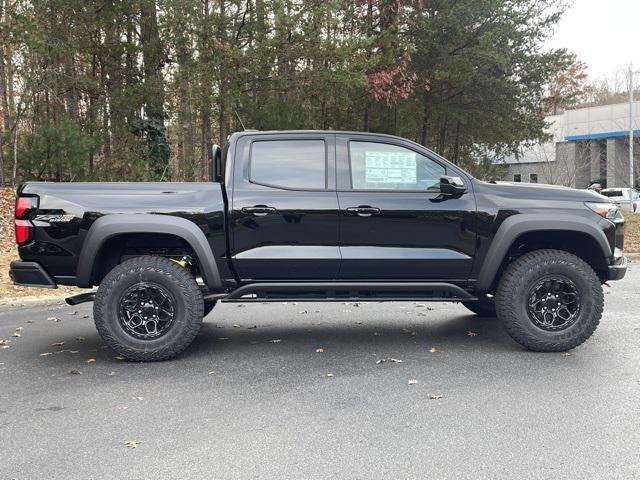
[250,140,326,190]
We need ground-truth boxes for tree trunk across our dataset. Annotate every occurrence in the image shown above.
[199,0,212,181]
[140,0,169,179]
[218,0,227,145]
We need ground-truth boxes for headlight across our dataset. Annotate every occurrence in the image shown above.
[585,202,622,220]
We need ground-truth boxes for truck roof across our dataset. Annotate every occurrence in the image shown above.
[228,130,444,160]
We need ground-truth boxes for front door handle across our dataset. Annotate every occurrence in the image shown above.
[346,206,381,217]
[242,205,276,216]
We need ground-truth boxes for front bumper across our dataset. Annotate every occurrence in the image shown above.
[9,261,57,289]
[608,255,627,281]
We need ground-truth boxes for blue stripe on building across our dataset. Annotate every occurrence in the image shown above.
[565,130,640,141]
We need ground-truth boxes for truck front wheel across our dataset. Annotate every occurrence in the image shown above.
[93,256,204,361]
[495,249,603,352]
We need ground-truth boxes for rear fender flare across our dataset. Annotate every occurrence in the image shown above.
[477,214,611,292]
[76,214,222,290]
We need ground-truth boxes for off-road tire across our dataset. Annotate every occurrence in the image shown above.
[495,249,603,352]
[94,256,204,361]
[462,299,496,317]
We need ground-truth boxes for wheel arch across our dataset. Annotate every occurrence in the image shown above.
[477,214,611,292]
[76,214,222,290]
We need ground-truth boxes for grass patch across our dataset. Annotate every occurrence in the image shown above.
[623,211,640,253]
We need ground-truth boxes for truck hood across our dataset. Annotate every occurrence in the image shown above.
[478,181,609,203]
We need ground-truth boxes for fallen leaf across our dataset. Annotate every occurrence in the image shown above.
[315,347,324,353]
[124,440,141,449]
[114,356,126,361]
[269,339,281,343]
[68,311,78,316]
[232,324,242,328]
[408,379,419,385]
[82,315,89,319]
[11,332,21,338]
[107,371,116,376]
[376,357,403,364]
[39,352,52,356]
[326,373,334,378]
[52,342,65,347]
[87,358,96,364]
[355,321,363,325]
[561,352,573,357]
[0,339,11,346]
[208,371,215,375]
[298,310,308,314]
[428,347,437,353]
[68,369,82,375]
[0,345,10,349]
[429,394,443,400]
[15,327,23,331]
[467,331,478,337]
[47,317,61,322]
[133,396,143,401]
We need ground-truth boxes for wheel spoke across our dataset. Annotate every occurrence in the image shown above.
[527,276,580,331]
[118,283,176,340]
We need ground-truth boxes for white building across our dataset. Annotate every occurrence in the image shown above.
[503,101,640,188]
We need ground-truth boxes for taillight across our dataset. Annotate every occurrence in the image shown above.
[15,196,38,245]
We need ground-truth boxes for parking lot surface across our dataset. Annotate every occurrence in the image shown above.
[1,268,640,479]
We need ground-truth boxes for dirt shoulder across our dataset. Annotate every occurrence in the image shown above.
[0,249,81,305]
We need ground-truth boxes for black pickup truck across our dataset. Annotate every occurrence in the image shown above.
[10,130,627,360]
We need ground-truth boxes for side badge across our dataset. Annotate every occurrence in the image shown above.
[35,214,75,223]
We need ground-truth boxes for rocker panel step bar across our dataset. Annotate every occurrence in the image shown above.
[222,282,476,302]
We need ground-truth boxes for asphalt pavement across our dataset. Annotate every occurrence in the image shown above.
[1,268,640,479]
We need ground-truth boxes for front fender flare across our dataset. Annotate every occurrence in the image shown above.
[476,214,611,292]
[76,214,222,289]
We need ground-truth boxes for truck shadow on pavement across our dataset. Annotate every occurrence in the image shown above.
[182,311,522,359]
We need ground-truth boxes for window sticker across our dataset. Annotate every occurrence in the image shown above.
[365,151,417,184]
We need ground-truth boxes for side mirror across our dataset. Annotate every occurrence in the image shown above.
[210,144,222,182]
[440,175,466,196]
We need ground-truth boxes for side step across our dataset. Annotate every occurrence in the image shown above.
[221,282,476,303]
[65,292,96,306]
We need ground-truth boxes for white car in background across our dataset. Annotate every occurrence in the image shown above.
[600,188,640,212]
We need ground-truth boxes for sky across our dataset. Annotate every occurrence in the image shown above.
[546,0,639,82]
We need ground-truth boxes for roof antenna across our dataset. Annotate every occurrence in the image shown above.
[234,110,246,131]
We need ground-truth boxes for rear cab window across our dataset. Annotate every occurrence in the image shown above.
[249,139,327,190]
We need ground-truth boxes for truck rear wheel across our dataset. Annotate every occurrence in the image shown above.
[495,249,603,352]
[93,256,204,361]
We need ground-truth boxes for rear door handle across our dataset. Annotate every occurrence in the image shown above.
[346,206,381,217]
[242,205,276,216]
